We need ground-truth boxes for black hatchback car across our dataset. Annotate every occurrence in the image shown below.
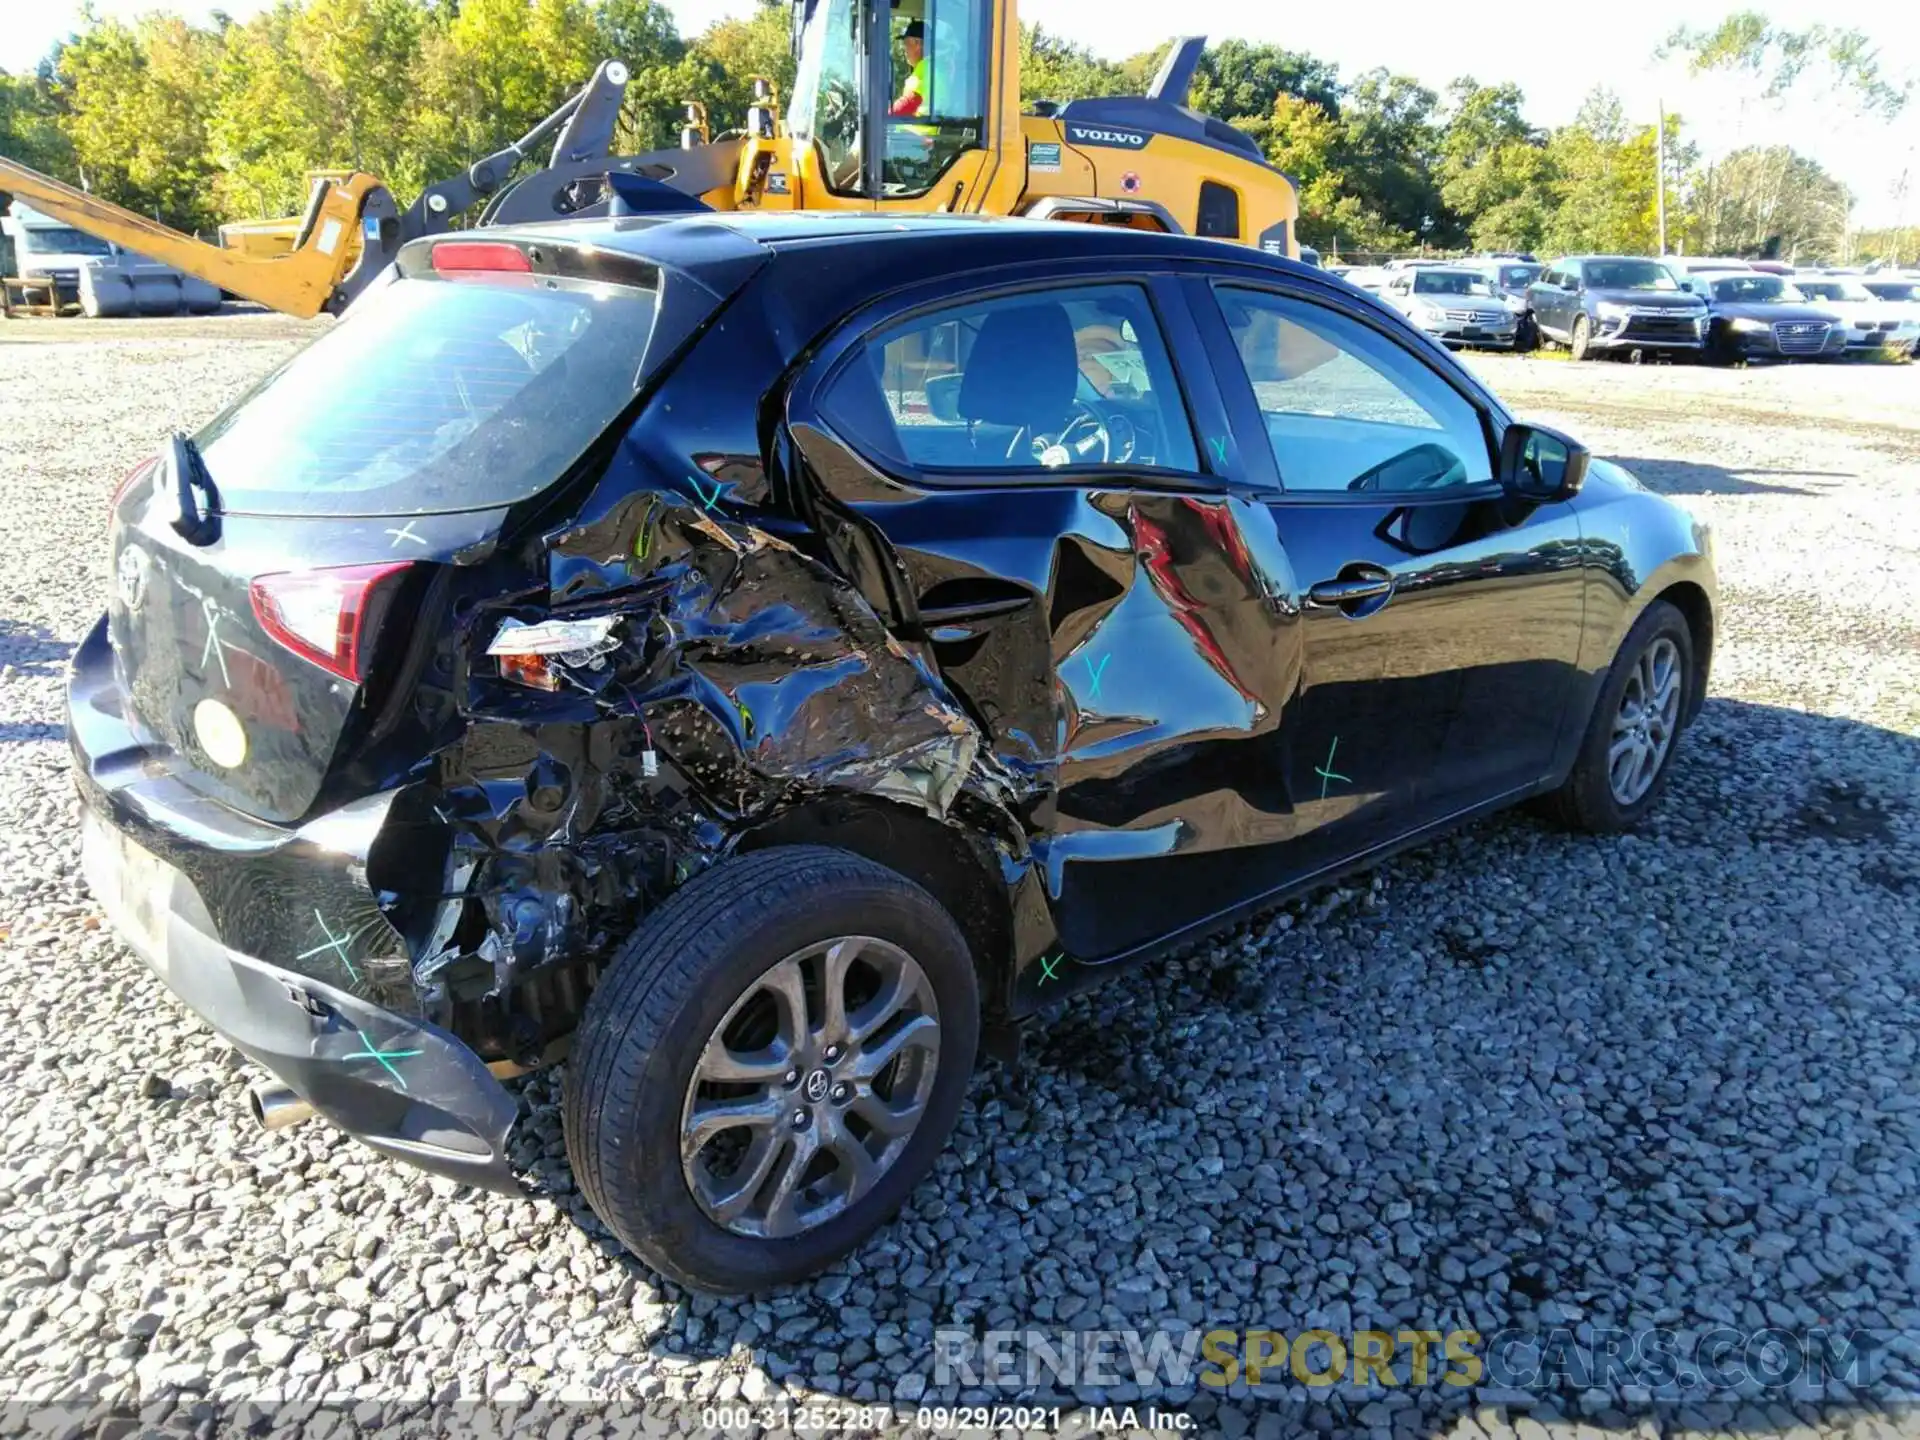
[73,213,1716,1292]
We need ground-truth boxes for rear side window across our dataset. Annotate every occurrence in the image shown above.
[818,282,1200,476]
[197,275,657,516]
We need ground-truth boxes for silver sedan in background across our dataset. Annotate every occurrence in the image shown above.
[1379,265,1520,349]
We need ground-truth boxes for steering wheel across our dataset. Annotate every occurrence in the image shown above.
[1025,402,1131,467]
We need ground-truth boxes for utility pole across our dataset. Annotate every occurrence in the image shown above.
[1655,98,1667,256]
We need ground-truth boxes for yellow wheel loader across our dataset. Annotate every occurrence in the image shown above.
[0,0,1299,320]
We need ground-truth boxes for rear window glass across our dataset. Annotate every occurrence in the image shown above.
[197,275,656,516]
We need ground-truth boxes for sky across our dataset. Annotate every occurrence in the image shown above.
[8,0,1918,228]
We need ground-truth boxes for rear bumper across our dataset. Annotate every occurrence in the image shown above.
[68,615,519,1191]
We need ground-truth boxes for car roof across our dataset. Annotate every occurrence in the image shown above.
[489,209,1305,271]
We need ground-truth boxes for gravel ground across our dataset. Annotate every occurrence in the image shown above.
[2,316,1918,1439]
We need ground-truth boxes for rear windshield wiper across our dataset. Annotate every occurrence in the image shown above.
[168,432,221,546]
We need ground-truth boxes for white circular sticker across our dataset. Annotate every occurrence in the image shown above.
[193,698,249,769]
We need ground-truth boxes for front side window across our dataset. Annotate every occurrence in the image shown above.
[818,283,1200,475]
[1215,286,1493,495]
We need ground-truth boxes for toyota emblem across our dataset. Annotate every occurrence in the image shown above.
[803,1068,831,1103]
[116,545,148,611]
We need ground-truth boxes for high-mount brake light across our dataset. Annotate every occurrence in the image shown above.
[431,242,533,274]
[249,563,412,682]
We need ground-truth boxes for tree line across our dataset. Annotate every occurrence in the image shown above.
[0,0,1910,266]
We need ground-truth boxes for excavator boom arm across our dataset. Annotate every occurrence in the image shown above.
[0,160,381,319]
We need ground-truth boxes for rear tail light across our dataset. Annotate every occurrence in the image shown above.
[431,242,532,274]
[250,563,411,682]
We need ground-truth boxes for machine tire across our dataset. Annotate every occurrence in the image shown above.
[563,845,979,1293]
[1569,314,1594,361]
[1543,600,1694,835]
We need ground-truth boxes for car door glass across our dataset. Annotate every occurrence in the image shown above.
[1215,286,1493,494]
[818,283,1200,474]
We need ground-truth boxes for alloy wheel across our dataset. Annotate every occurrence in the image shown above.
[679,936,941,1239]
[1608,635,1682,806]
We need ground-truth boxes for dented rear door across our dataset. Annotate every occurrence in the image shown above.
[789,268,1317,965]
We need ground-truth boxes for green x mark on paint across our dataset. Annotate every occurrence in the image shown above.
[342,1033,425,1090]
[296,909,359,983]
[686,474,729,512]
[1038,950,1066,985]
[1314,736,1352,800]
[1209,436,1229,465]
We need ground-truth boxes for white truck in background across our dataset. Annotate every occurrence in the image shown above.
[1,200,221,318]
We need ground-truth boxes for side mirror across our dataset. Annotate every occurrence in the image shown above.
[1500,422,1588,502]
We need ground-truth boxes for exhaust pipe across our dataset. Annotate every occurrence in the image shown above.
[247,1080,315,1132]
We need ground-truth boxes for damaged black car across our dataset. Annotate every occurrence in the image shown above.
[72,212,1716,1292]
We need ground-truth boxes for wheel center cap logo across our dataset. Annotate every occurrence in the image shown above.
[803,1068,831,1103]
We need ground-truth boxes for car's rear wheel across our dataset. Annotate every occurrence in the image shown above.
[1569,314,1594,360]
[1544,599,1694,833]
[563,845,979,1293]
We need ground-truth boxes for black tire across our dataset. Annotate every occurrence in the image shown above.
[1569,313,1594,361]
[1514,313,1539,353]
[563,845,980,1293]
[1543,599,1695,834]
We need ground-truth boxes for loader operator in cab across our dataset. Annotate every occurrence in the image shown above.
[891,20,928,116]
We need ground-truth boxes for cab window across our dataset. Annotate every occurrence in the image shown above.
[1214,286,1493,495]
[884,0,988,196]
[818,283,1200,476]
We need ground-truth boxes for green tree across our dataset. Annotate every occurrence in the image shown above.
[54,15,222,231]
[1437,80,1553,252]
[681,0,795,137]
[0,68,74,179]
[1686,145,1850,261]
[1540,89,1661,256]
[1333,69,1448,245]
[1190,39,1341,131]
[1018,24,1124,108]
[1264,92,1409,253]
[1663,10,1910,119]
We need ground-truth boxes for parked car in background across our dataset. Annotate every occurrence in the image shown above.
[1681,272,1843,366]
[1747,260,1797,277]
[71,210,1716,1292]
[1298,245,1322,269]
[1463,259,1545,345]
[1379,265,1519,348]
[1339,265,1389,293]
[1790,275,1920,358]
[1527,256,1707,360]
[1682,271,1848,363]
[1669,257,1755,279]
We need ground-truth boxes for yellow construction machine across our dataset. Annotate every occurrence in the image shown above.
[0,1,1299,320]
